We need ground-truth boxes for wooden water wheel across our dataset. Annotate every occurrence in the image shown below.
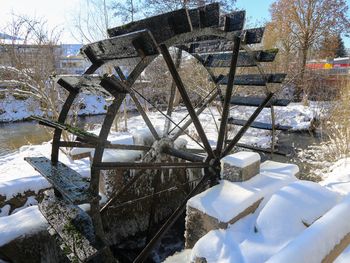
[24,3,290,262]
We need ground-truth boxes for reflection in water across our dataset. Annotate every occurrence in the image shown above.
[262,131,324,178]
[0,121,51,156]
[0,115,107,157]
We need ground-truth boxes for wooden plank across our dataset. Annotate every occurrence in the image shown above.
[221,93,274,158]
[188,3,220,29]
[198,49,279,67]
[107,8,192,43]
[30,116,102,144]
[58,75,101,89]
[227,118,291,131]
[25,157,92,204]
[81,30,159,64]
[216,73,287,86]
[39,190,102,262]
[100,75,129,97]
[229,96,290,107]
[56,75,111,96]
[235,143,294,156]
[183,27,265,53]
[220,11,246,32]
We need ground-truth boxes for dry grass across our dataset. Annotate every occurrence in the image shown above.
[295,76,350,181]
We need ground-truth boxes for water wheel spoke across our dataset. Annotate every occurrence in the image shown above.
[58,141,150,151]
[109,177,202,210]
[130,90,161,140]
[163,49,182,137]
[216,36,241,155]
[170,87,219,140]
[111,67,160,141]
[133,167,212,263]
[162,147,205,163]
[221,93,274,158]
[129,86,206,151]
[160,44,215,158]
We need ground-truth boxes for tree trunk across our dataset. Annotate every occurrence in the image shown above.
[300,45,309,105]
[172,49,183,107]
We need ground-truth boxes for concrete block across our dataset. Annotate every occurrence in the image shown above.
[221,151,260,182]
[185,198,262,248]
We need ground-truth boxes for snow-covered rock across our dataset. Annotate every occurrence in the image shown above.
[188,173,341,263]
[185,159,298,249]
[267,194,350,263]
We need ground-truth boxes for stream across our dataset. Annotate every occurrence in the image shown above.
[0,115,324,177]
[0,115,107,157]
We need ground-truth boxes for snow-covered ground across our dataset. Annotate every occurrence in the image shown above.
[0,93,108,122]
[0,100,343,262]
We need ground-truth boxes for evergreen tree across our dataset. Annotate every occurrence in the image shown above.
[336,34,347,57]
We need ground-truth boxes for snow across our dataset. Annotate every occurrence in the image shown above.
[255,181,339,243]
[0,95,340,260]
[163,249,192,263]
[0,176,50,202]
[11,196,38,214]
[188,181,258,223]
[99,149,142,162]
[260,160,299,177]
[221,151,260,168]
[0,205,10,217]
[0,95,42,122]
[0,143,53,201]
[0,206,47,246]
[321,158,350,195]
[0,92,107,123]
[335,245,350,263]
[188,159,298,223]
[267,194,350,263]
[228,102,317,132]
[70,132,134,157]
[190,181,341,263]
[191,229,245,263]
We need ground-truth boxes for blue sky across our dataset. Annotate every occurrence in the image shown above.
[236,0,275,24]
[236,0,350,48]
[0,0,349,47]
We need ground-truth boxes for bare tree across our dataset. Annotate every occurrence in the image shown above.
[0,14,63,119]
[112,0,143,23]
[269,0,350,76]
[317,33,340,59]
[69,0,118,43]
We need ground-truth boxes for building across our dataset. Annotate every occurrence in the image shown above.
[0,34,89,75]
[306,57,350,75]
[58,44,90,75]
